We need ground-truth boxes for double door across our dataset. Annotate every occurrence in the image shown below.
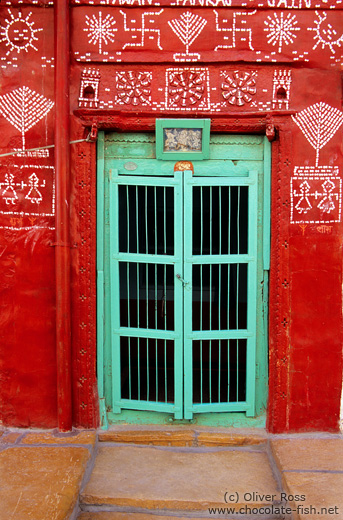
[108,165,258,419]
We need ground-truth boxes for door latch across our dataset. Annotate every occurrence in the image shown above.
[176,274,189,287]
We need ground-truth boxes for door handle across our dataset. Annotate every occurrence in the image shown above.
[176,274,189,287]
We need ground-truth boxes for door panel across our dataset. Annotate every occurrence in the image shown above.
[109,170,184,418]
[183,171,257,418]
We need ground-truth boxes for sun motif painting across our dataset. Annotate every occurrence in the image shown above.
[0,10,42,55]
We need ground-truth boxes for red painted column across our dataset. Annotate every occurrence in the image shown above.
[54,0,72,431]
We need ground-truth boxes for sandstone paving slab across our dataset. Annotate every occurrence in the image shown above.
[81,445,279,510]
[0,432,22,444]
[0,446,90,520]
[99,429,194,446]
[281,471,343,520]
[22,430,97,446]
[271,439,343,472]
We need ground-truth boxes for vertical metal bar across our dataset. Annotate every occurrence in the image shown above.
[228,187,231,254]
[164,339,167,402]
[128,337,131,400]
[236,339,239,402]
[210,186,212,255]
[236,263,239,329]
[200,187,203,331]
[137,264,139,328]
[155,264,158,328]
[146,263,148,329]
[209,264,212,330]
[136,185,139,254]
[237,186,240,254]
[227,340,230,402]
[200,265,203,331]
[209,186,212,328]
[145,186,148,254]
[209,339,212,403]
[201,187,203,255]
[126,185,129,252]
[164,189,167,331]
[138,337,140,400]
[164,264,166,331]
[164,187,166,255]
[127,263,130,328]
[154,186,157,255]
[136,187,140,328]
[227,264,230,329]
[218,339,221,402]
[146,339,149,401]
[219,187,222,331]
[219,264,221,331]
[155,338,158,401]
[200,340,203,404]
[154,187,157,329]
[219,187,222,255]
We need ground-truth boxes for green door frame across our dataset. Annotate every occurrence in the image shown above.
[97,131,271,427]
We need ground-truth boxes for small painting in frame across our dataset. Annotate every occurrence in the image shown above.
[156,119,210,160]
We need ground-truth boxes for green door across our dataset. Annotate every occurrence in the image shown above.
[98,132,270,422]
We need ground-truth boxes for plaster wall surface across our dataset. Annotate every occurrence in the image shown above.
[0,0,342,431]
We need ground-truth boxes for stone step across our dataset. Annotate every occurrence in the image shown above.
[98,428,267,448]
[80,444,281,514]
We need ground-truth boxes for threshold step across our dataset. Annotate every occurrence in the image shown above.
[80,445,280,512]
[98,428,267,448]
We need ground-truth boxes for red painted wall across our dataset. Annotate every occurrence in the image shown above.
[0,0,342,431]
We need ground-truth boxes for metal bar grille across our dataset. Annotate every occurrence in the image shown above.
[183,171,257,419]
[192,339,247,404]
[111,173,183,416]
[120,337,175,403]
[110,168,257,419]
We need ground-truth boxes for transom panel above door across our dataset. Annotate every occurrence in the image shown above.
[97,132,270,423]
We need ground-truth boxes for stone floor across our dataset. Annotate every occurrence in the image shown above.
[0,427,342,520]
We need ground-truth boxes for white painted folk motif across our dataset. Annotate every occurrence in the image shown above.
[0,87,54,151]
[25,173,45,204]
[308,11,343,54]
[166,67,210,110]
[264,12,300,53]
[292,103,343,166]
[73,0,343,6]
[291,170,342,224]
[0,173,18,205]
[120,10,164,50]
[221,70,257,106]
[168,11,207,62]
[272,69,291,109]
[214,10,255,51]
[115,71,152,105]
[0,9,42,56]
[79,69,101,108]
[84,12,117,54]
[0,164,55,230]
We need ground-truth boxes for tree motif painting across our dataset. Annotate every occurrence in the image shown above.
[292,102,343,166]
[0,86,54,151]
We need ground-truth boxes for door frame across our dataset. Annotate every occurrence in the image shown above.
[96,129,271,427]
